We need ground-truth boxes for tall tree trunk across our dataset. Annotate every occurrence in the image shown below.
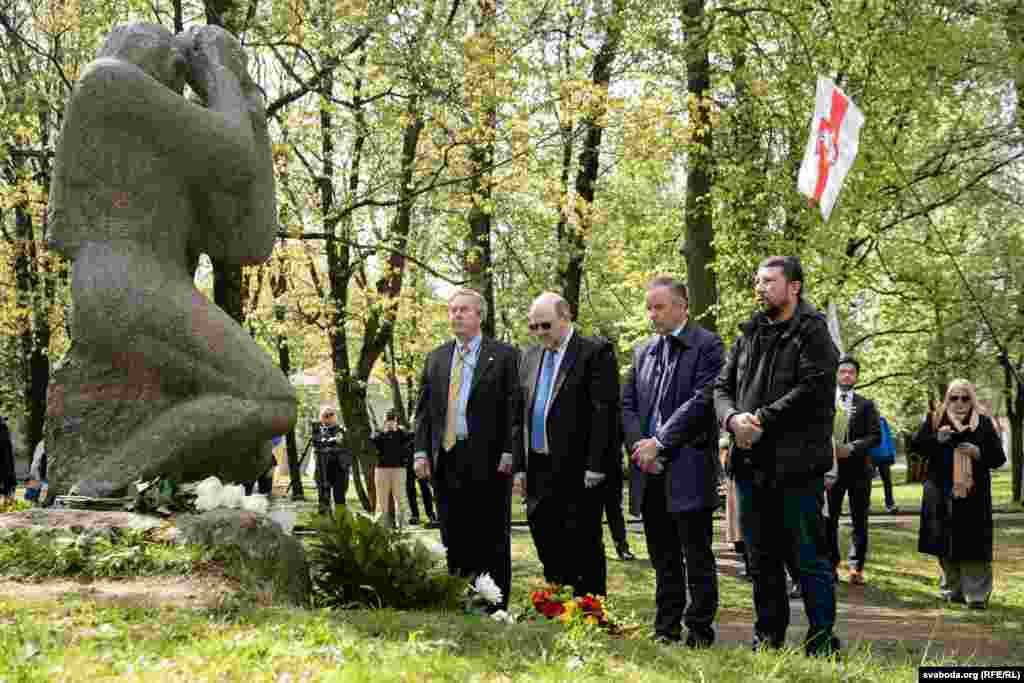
[319,52,375,511]
[271,260,304,499]
[681,0,717,333]
[463,0,497,336]
[340,96,424,512]
[560,0,623,317]
[386,338,407,425]
[1004,355,1023,504]
[2,15,53,455]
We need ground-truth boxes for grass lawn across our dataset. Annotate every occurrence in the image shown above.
[3,474,1023,681]
[872,468,1019,514]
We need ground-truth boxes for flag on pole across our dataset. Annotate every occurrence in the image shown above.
[798,77,865,222]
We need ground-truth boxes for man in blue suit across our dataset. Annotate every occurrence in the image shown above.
[622,276,725,647]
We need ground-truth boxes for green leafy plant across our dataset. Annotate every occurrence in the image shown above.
[0,528,197,579]
[306,506,467,610]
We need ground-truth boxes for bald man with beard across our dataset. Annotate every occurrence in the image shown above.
[514,292,620,597]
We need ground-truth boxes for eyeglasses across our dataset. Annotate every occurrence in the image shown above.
[947,395,970,403]
[528,321,553,332]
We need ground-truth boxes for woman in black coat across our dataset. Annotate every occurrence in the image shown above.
[911,379,1005,609]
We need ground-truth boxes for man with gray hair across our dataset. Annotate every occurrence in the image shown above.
[514,292,620,597]
[414,288,521,609]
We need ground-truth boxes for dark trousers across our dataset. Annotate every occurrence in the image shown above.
[405,458,435,519]
[434,444,512,609]
[322,457,351,508]
[527,475,607,597]
[874,462,895,509]
[603,472,628,547]
[736,476,835,647]
[827,474,871,570]
[641,477,718,638]
[243,470,274,496]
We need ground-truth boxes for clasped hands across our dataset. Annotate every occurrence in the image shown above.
[730,412,763,450]
[937,426,980,460]
[631,438,664,474]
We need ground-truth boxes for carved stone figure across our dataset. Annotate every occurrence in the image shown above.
[44,23,296,498]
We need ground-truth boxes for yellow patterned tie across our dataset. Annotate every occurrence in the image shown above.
[443,346,466,451]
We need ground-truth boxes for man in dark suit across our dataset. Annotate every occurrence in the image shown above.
[622,276,725,648]
[828,355,881,585]
[413,288,520,609]
[514,292,620,597]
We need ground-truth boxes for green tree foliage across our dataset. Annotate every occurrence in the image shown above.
[1,0,1022,500]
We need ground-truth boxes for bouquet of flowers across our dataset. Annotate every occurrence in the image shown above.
[530,585,612,629]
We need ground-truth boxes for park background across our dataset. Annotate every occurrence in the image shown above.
[1,0,1022,510]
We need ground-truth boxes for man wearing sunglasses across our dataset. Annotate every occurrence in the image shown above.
[514,292,620,598]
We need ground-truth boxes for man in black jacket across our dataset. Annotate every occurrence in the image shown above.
[714,256,840,657]
[371,410,414,529]
[828,355,881,586]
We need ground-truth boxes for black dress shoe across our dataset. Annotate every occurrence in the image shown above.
[685,627,715,649]
[616,543,636,561]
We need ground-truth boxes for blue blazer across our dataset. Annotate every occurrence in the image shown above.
[622,322,724,514]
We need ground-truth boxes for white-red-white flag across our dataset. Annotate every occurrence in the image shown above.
[798,77,865,222]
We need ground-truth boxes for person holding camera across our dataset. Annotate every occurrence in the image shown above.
[313,405,351,515]
[371,410,413,529]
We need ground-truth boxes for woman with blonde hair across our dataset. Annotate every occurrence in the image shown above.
[911,379,1005,609]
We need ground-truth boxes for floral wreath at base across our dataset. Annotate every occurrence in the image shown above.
[528,585,626,636]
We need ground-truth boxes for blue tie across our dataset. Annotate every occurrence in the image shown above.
[531,350,557,452]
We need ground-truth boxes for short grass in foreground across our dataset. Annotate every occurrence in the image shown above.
[6,520,1024,680]
[5,469,1024,681]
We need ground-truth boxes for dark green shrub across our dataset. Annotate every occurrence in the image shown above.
[306,506,467,611]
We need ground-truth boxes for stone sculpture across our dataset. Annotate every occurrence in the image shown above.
[44,23,296,499]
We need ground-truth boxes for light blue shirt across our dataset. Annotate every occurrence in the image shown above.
[451,334,482,438]
[533,327,574,453]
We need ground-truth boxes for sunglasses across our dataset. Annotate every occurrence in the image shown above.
[528,321,553,332]
[947,395,970,403]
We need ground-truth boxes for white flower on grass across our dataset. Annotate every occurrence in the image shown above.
[473,572,503,606]
[489,610,515,624]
